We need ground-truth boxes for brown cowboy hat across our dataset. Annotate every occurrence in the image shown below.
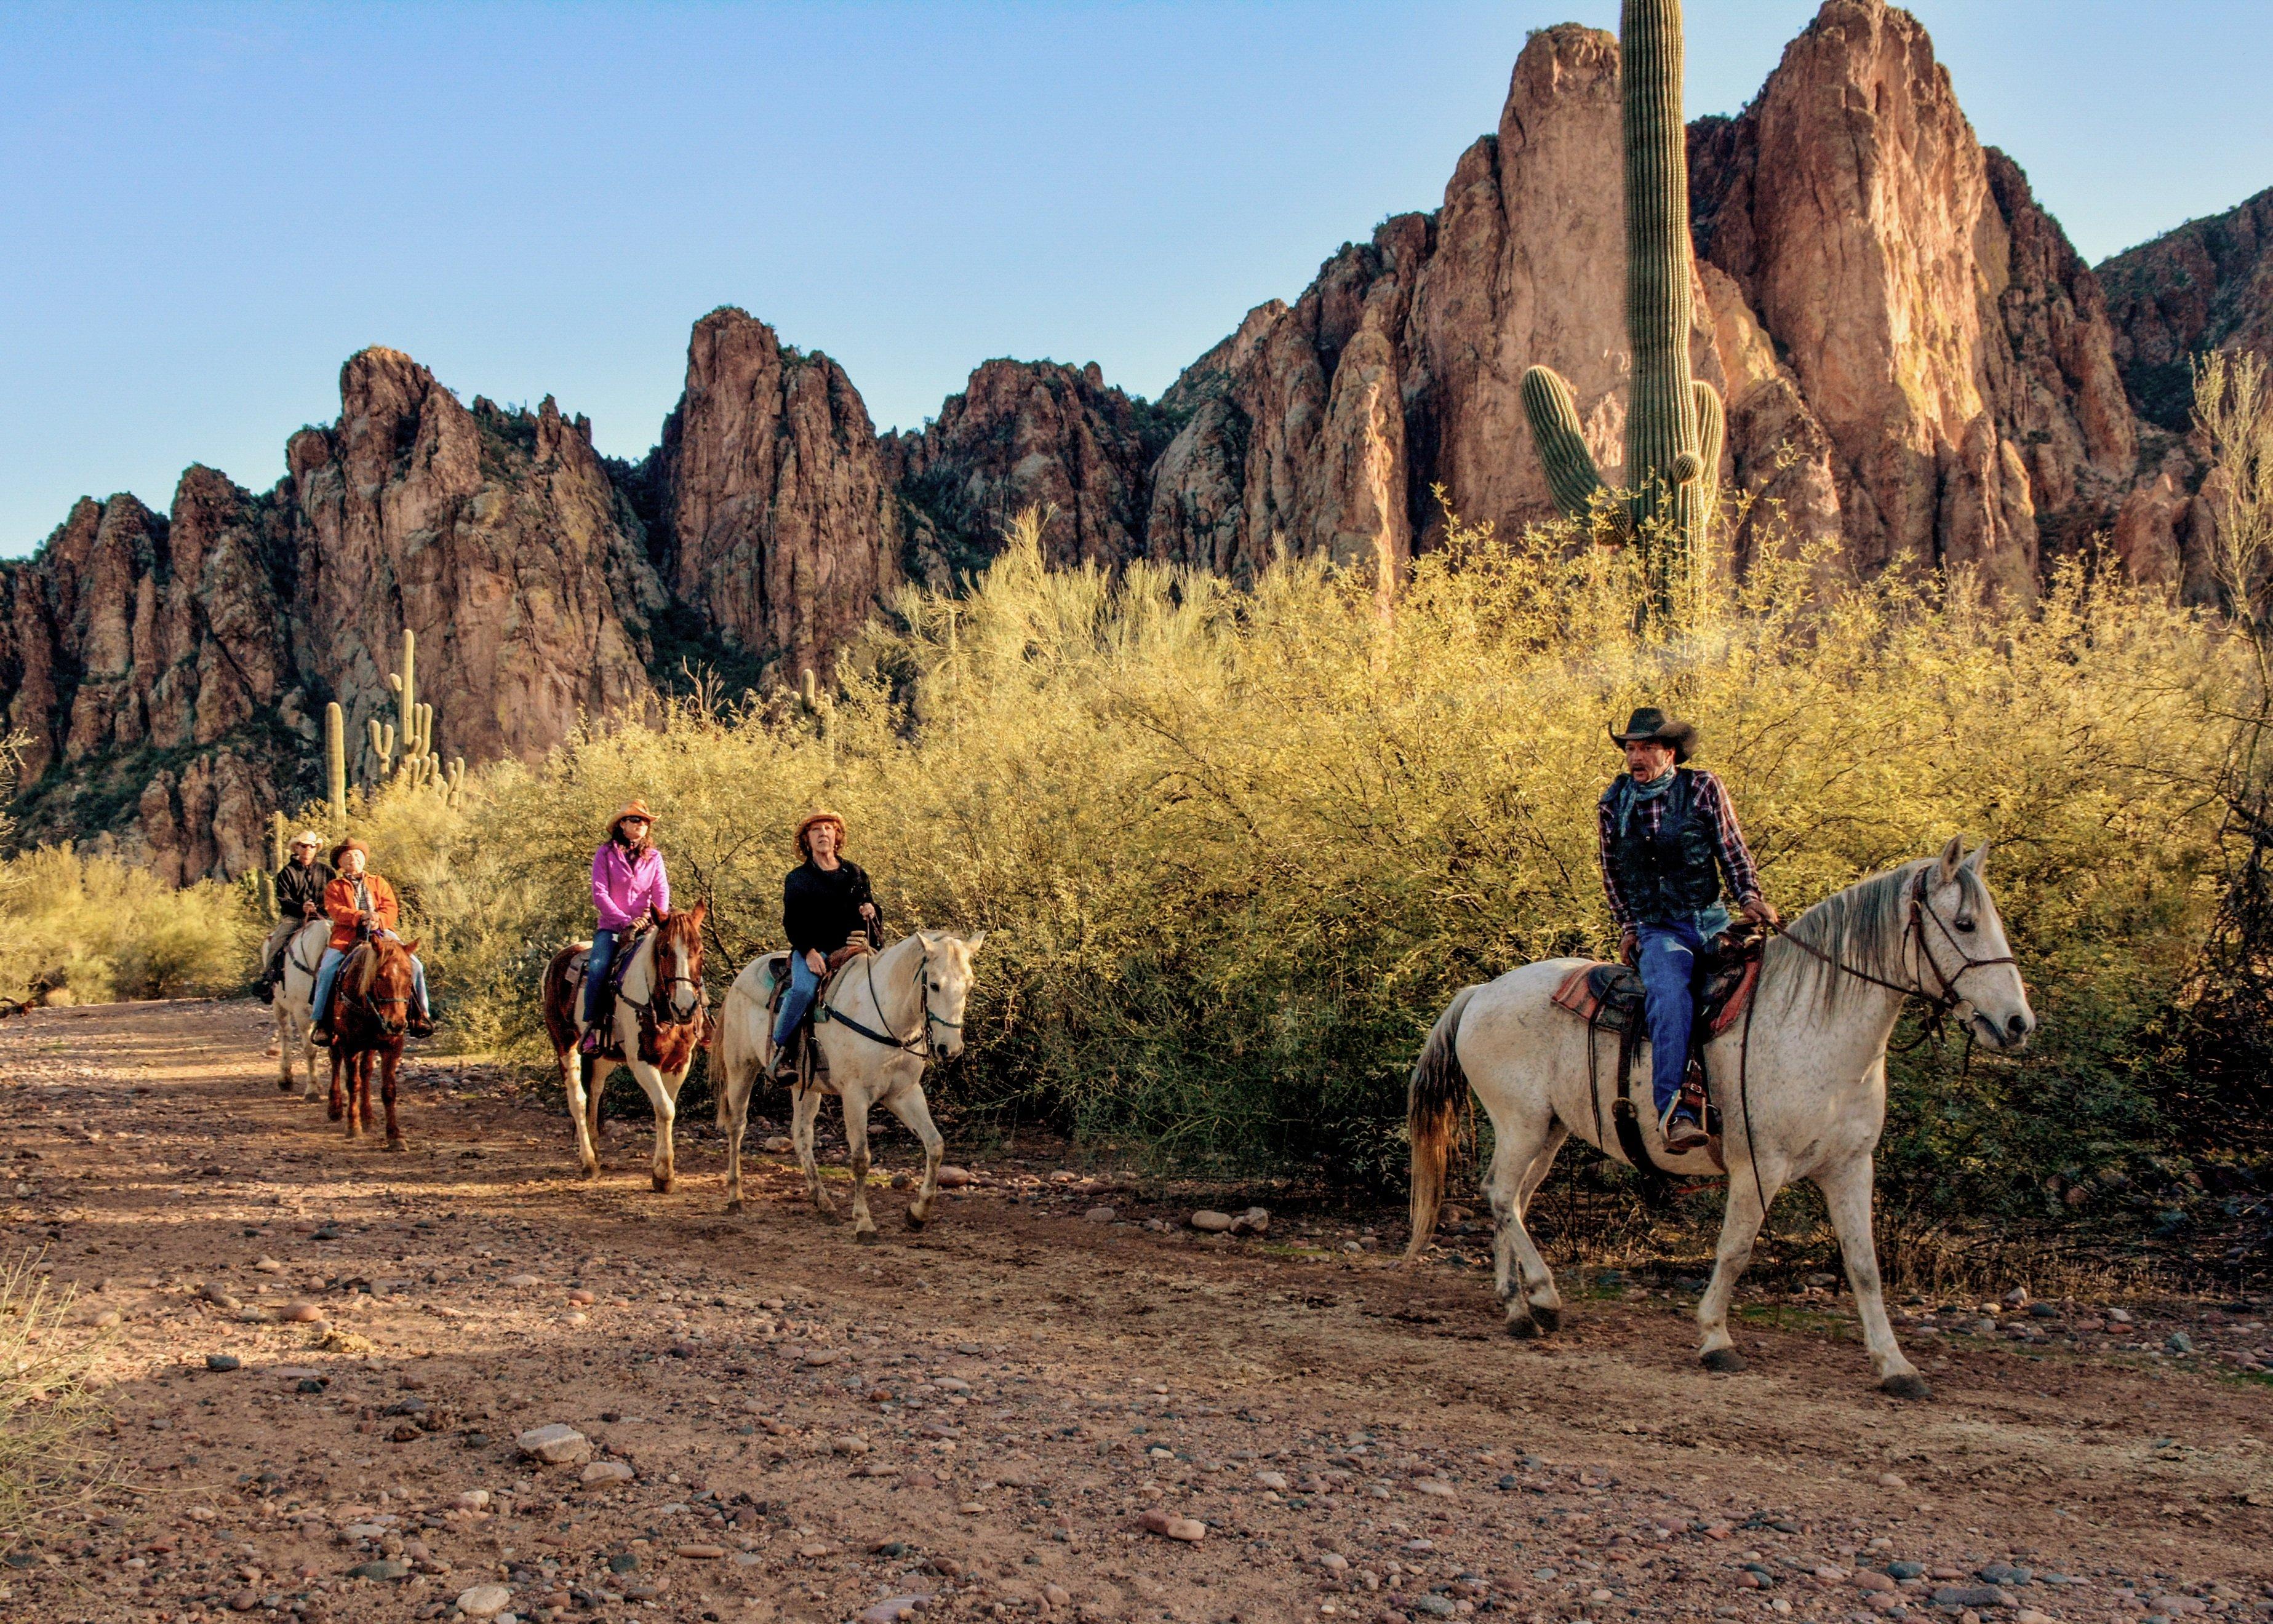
[330,838,370,869]
[794,810,847,856]
[608,799,657,838]
[1608,706,1697,763]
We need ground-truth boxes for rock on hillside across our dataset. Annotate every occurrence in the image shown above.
[637,308,901,679]
[887,359,1170,584]
[1,349,665,880]
[2099,185,2273,431]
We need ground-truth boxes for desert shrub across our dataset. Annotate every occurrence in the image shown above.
[0,845,262,1003]
[0,1252,108,1543]
[329,508,2233,1232]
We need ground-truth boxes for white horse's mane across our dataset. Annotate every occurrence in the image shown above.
[1765,856,1990,1013]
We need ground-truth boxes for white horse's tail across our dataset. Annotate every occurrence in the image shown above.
[1406,985,1476,1259]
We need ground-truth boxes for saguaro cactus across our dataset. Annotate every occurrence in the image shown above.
[325,702,348,820]
[1520,0,1724,620]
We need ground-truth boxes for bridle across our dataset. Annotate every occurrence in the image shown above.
[1773,863,2018,1037]
[618,925,705,1029]
[818,945,962,1061]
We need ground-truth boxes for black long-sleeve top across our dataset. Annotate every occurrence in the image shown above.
[782,859,878,957]
[274,860,334,920]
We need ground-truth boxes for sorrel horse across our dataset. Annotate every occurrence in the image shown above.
[1407,839,2034,1395]
[539,904,708,1192]
[327,933,421,1149]
[273,918,329,1100]
[715,929,983,1240]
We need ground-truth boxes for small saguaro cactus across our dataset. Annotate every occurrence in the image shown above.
[325,702,348,819]
[367,718,396,783]
[269,810,289,875]
[1520,0,1724,623]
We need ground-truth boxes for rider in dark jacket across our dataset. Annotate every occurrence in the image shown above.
[258,831,333,1000]
[771,811,882,1078]
[1597,707,1776,1153]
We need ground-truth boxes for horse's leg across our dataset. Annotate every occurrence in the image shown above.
[381,1044,405,1150]
[1815,1153,1928,1398]
[328,1043,345,1123]
[1512,1123,1570,1328]
[358,1050,377,1132]
[585,1054,608,1169]
[881,1081,945,1228]
[791,1083,833,1216]
[342,1051,362,1140]
[844,1085,878,1243]
[564,1047,601,1179]
[1489,1121,1568,1337]
[274,1000,294,1086]
[721,1048,752,1215]
[1696,1156,1785,1372]
[300,1008,321,1101]
[628,1061,677,1193]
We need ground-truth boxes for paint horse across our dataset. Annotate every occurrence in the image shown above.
[539,904,708,1192]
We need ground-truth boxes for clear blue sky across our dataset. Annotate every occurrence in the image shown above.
[4,1,2267,557]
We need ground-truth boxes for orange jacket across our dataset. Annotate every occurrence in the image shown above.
[324,872,400,950]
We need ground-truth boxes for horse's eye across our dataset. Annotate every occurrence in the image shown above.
[1954,918,1976,934]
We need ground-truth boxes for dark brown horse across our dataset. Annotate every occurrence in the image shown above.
[540,904,708,1189]
[329,934,420,1149]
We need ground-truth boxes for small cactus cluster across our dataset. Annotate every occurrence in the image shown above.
[1520,0,1724,621]
[365,628,468,803]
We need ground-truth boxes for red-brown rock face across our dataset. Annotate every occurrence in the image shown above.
[2099,185,2273,431]
[642,309,900,679]
[887,359,1168,583]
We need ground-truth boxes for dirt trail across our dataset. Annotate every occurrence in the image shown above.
[2,998,2269,1624]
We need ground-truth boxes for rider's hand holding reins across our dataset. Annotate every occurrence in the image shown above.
[805,949,827,974]
[1740,895,1780,928]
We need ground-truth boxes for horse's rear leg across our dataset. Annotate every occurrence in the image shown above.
[882,1083,945,1228]
[274,1005,294,1086]
[328,1046,346,1123]
[1697,1156,1785,1372]
[1490,1123,1568,1337]
[791,1085,833,1216]
[358,1052,376,1132]
[381,1048,405,1151]
[719,1055,754,1214]
[1815,1153,1928,1398]
[844,1093,877,1243]
[565,1049,601,1178]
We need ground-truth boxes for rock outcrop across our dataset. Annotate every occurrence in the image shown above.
[639,309,900,679]
[2099,185,2273,431]
[887,359,1169,583]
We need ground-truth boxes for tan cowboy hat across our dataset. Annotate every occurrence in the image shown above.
[607,799,656,838]
[290,829,324,851]
[1608,706,1697,764]
[794,810,847,856]
[330,838,370,868]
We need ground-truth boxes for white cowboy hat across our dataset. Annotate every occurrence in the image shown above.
[290,829,324,850]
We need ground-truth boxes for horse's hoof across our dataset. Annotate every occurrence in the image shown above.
[1879,1371,1933,1400]
[905,1209,928,1230]
[853,1228,879,1246]
[276,1077,293,1092]
[1531,1304,1561,1334]
[652,1174,676,1194]
[726,1198,745,1215]
[1701,1347,1747,1374]
[385,1137,407,1153]
[327,1105,343,1123]
[1505,1314,1541,1340]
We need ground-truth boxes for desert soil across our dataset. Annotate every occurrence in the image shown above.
[1,997,2270,1624]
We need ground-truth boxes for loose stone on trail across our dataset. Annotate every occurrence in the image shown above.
[457,1582,513,1617]
[1140,1508,1206,1541]
[1189,1210,1234,1233]
[515,1423,591,1465]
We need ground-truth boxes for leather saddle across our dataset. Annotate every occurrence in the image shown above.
[568,923,652,1059]
[761,939,874,1083]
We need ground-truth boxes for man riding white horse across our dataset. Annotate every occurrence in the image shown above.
[770,810,882,1081]
[1597,706,1777,1154]
[257,830,331,1003]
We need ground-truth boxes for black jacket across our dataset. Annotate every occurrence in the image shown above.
[782,860,881,957]
[274,860,334,920]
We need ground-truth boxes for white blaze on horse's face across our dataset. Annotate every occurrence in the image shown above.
[921,929,985,1058]
[1920,838,2035,1053]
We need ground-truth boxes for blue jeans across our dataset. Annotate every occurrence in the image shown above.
[1636,921,1707,1119]
[311,939,429,1025]
[581,928,622,1026]
[772,952,823,1046]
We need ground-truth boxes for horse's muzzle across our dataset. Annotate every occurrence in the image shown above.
[1971,1008,2034,1053]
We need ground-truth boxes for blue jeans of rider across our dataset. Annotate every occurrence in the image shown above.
[772,952,823,1048]
[581,928,621,1028]
[1636,920,1707,1121]
[311,939,431,1027]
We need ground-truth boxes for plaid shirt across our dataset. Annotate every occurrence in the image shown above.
[1597,768,1763,930]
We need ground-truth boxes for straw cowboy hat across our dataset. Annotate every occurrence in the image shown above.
[1608,706,1697,763]
[329,838,370,869]
[794,810,847,856]
[607,800,657,839]
[290,829,324,851]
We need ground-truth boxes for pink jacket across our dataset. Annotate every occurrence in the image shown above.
[591,841,670,931]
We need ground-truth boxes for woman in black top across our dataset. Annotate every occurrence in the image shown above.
[772,811,882,1075]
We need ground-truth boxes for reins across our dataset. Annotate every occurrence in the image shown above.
[815,945,957,1061]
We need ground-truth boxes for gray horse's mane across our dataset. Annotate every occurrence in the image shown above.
[1763,858,1971,1013]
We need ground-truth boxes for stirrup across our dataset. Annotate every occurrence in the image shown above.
[1660,1100,1710,1154]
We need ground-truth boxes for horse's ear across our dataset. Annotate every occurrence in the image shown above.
[1936,835,1965,884]
[402,939,420,955]
[964,930,986,952]
[689,900,708,925]
[1963,840,1992,876]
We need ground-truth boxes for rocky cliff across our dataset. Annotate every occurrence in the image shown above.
[7,0,2267,882]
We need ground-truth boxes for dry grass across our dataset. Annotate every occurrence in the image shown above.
[0,1252,109,1548]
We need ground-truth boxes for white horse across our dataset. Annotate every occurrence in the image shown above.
[539,905,709,1192]
[273,919,329,1099]
[1407,838,2033,1396]
[716,929,984,1240]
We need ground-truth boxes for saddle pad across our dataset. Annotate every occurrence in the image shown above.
[1549,957,1759,1037]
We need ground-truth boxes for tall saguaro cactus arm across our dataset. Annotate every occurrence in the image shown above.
[324,702,348,821]
[1522,366,1605,518]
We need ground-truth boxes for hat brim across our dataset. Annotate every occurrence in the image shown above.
[1608,722,1696,762]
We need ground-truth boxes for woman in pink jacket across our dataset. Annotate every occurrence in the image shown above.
[581,799,671,1054]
